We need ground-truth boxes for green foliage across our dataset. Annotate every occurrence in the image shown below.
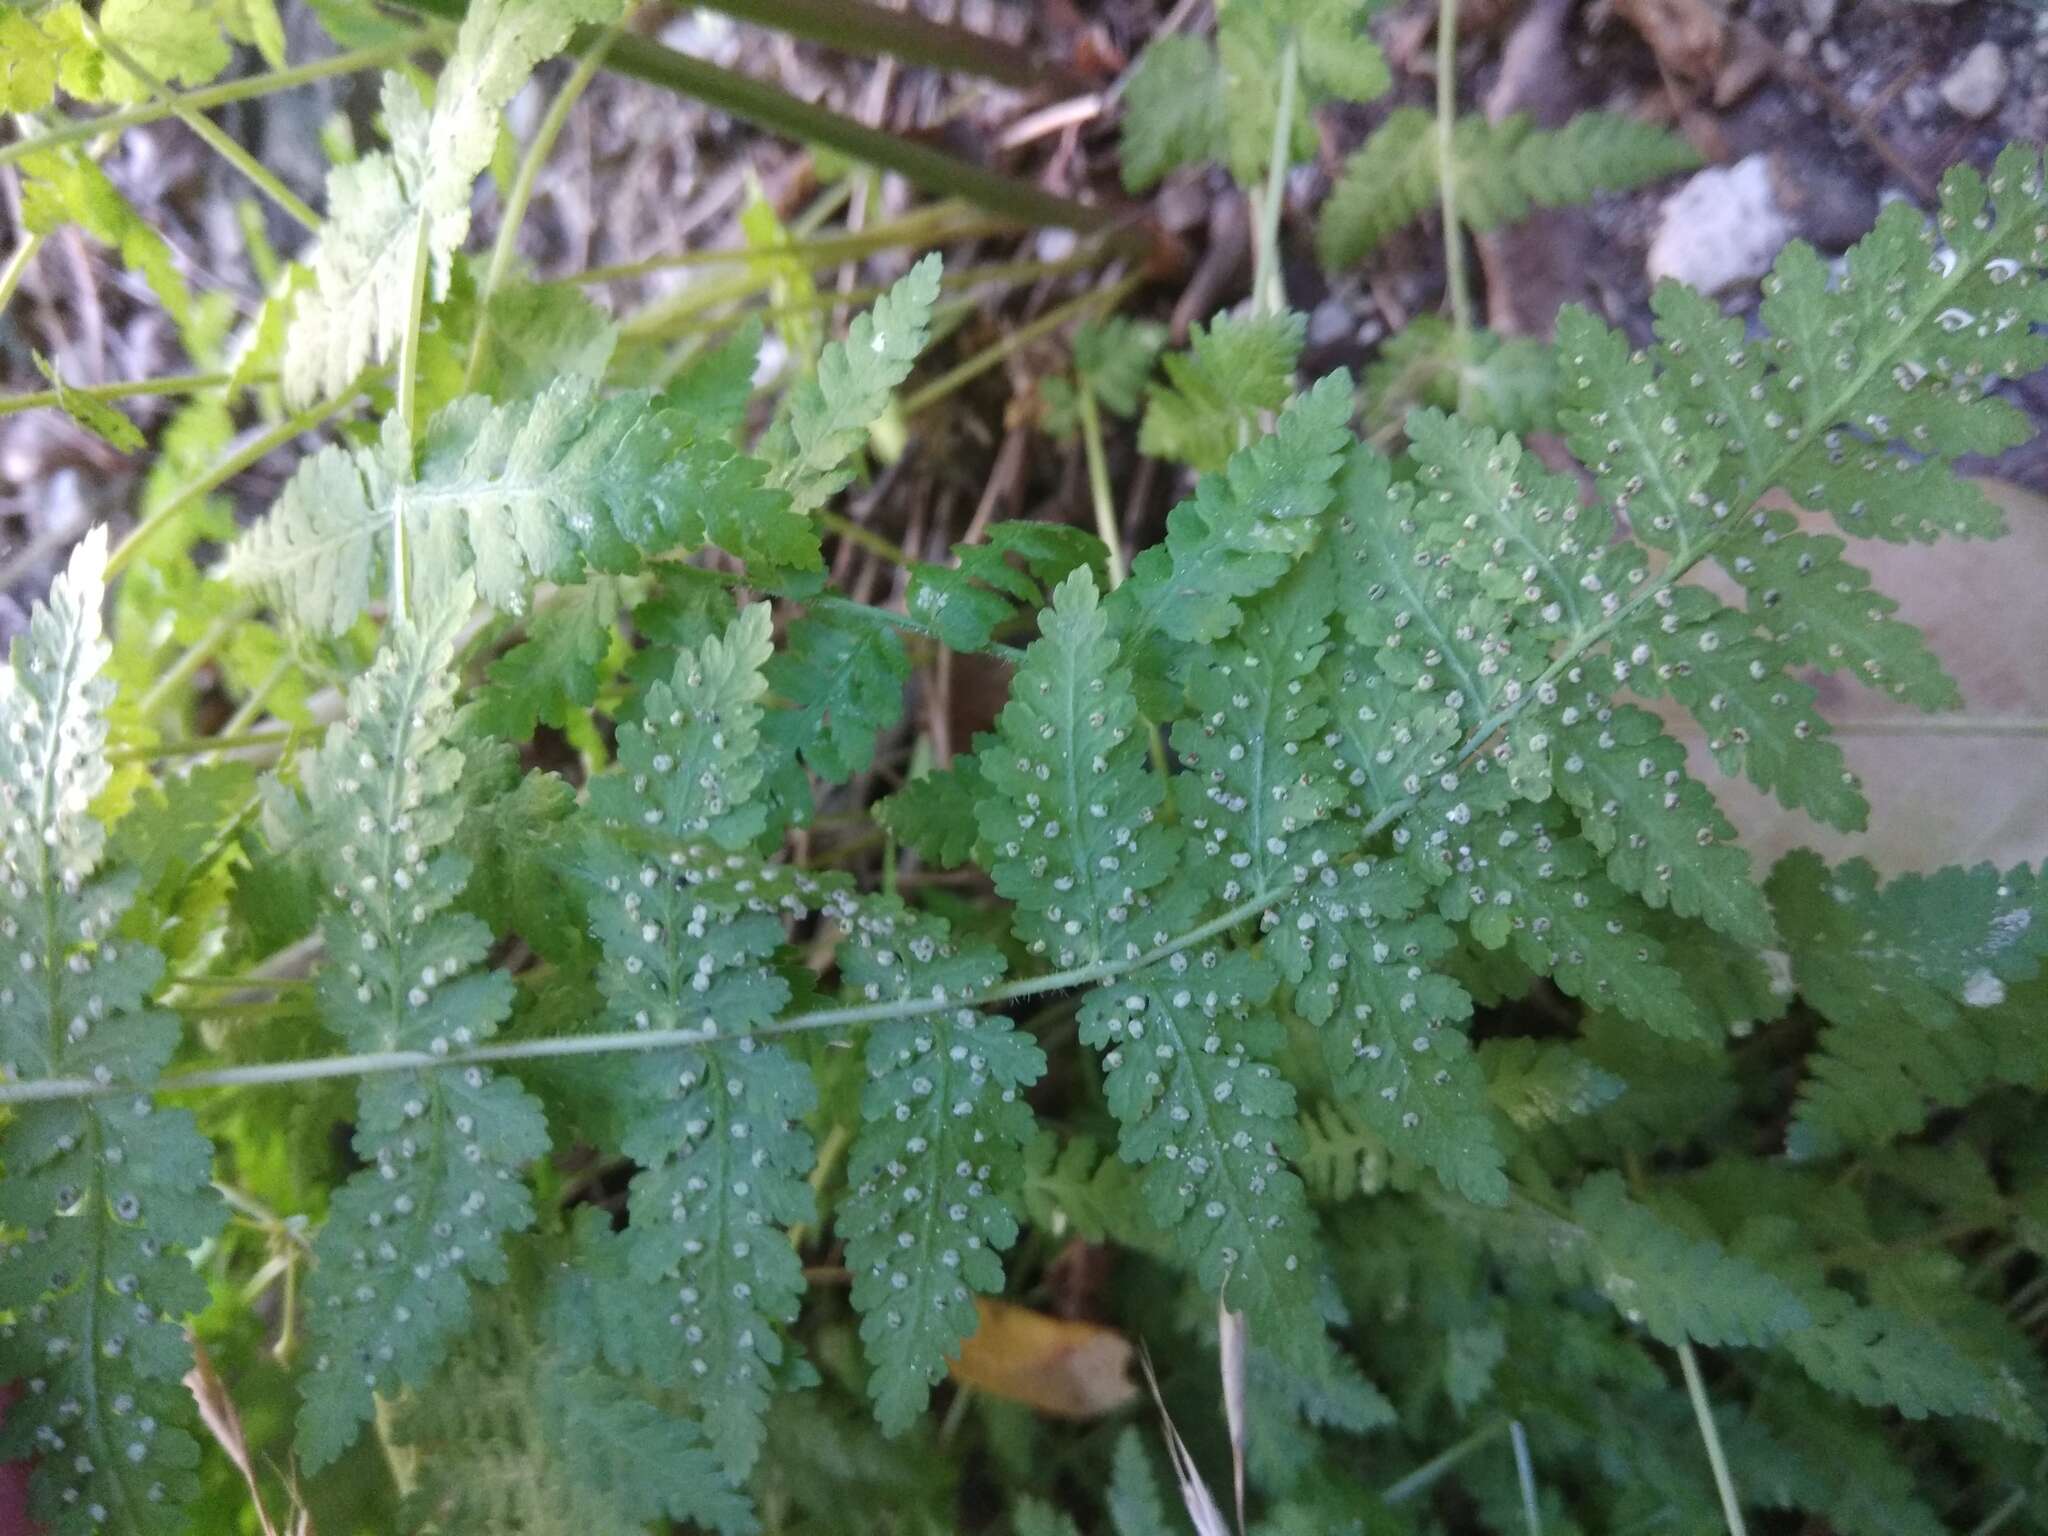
[6,22,2048,1532]
[837,899,1043,1431]
[284,0,620,405]
[0,532,224,1535]
[760,254,942,513]
[1318,108,1699,268]
[228,376,811,634]
[1121,0,1389,190]
[288,595,548,1470]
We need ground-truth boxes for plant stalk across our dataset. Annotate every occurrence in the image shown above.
[1076,380,1125,588]
[1252,35,1299,317]
[1678,1342,1749,1536]
[1436,0,1474,413]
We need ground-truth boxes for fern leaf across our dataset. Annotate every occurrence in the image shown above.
[760,610,909,785]
[0,530,225,1536]
[1118,33,1226,192]
[1268,845,1505,1203]
[875,751,986,870]
[1077,943,1324,1354]
[761,254,941,513]
[1550,698,1774,946]
[1318,108,1697,268]
[1773,853,2048,1157]
[1170,559,1344,904]
[1107,1428,1173,1536]
[837,899,1045,1432]
[231,377,809,634]
[476,579,623,743]
[1616,585,1865,830]
[1436,806,1715,1040]
[906,521,1105,654]
[469,281,619,403]
[1122,370,1353,647]
[575,605,838,1478]
[284,0,620,405]
[391,1280,755,1536]
[1137,311,1305,473]
[292,596,547,1471]
[1566,1173,1811,1347]
[1480,1038,1626,1131]
[977,570,1181,968]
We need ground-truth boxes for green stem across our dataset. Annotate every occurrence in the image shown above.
[901,274,1143,416]
[0,873,1286,1105]
[137,613,241,719]
[0,369,239,417]
[0,31,450,174]
[575,206,1014,286]
[1678,1342,1749,1536]
[388,0,1134,239]
[1076,380,1124,588]
[103,386,367,580]
[464,21,622,390]
[1436,0,1473,413]
[82,21,322,232]
[1510,1421,1542,1536]
[1968,1488,2029,1536]
[818,508,913,568]
[0,232,47,318]
[391,221,431,621]
[111,727,295,764]
[697,0,1079,89]
[1383,1418,1507,1504]
[1252,35,1299,318]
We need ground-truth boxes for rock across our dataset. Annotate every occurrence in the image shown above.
[1802,0,1837,30]
[1647,154,1796,294]
[1940,42,2009,120]
[1819,38,1849,72]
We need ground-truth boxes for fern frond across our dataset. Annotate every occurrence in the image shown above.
[283,0,620,405]
[980,571,1322,1347]
[1137,311,1305,473]
[1479,1039,1626,1132]
[1773,852,2047,1157]
[906,522,1105,654]
[391,1277,755,1536]
[1076,943,1324,1354]
[874,752,987,870]
[229,377,809,634]
[836,899,1045,1432]
[760,254,941,513]
[293,595,547,1471]
[1121,370,1353,648]
[574,604,838,1479]
[1122,0,1387,191]
[1564,1173,1811,1348]
[978,570,1181,969]
[1318,108,1698,268]
[1269,850,1505,1203]
[761,610,908,786]
[0,530,224,1536]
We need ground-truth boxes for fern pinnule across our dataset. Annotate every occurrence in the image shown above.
[1317,108,1699,269]
[283,0,622,406]
[0,529,224,1536]
[292,592,548,1471]
[836,898,1045,1433]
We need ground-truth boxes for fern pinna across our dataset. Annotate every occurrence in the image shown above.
[2,2,2047,1519]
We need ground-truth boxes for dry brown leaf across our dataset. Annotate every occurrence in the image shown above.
[947,1297,1137,1417]
[185,1336,311,1536]
[1657,479,2048,876]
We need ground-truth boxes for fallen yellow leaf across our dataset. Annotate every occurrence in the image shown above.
[948,1298,1137,1418]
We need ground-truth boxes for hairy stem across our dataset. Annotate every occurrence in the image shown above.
[0,232,48,318]
[1382,1418,1507,1504]
[0,877,1287,1105]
